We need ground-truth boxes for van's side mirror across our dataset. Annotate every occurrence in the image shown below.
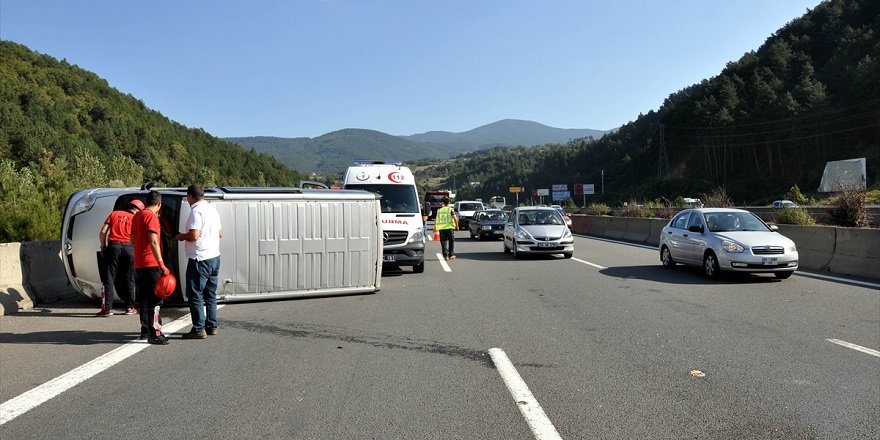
[769,225,779,231]
[688,225,704,233]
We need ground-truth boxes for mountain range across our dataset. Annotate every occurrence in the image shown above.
[225,120,606,174]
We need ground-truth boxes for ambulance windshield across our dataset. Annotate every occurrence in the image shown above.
[346,184,420,214]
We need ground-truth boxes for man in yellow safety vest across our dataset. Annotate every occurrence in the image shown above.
[435,196,459,260]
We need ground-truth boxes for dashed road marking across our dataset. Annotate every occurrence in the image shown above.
[436,253,451,272]
[489,348,562,440]
[826,339,880,357]
[572,257,606,270]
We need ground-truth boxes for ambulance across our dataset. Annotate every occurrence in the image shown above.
[343,161,426,273]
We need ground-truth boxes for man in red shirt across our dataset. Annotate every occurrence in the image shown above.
[96,199,144,316]
[132,190,171,345]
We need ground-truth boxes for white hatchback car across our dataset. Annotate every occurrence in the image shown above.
[658,208,798,279]
[503,207,574,258]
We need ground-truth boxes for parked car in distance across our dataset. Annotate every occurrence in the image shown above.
[772,200,798,209]
[503,207,574,258]
[454,200,485,230]
[468,209,509,240]
[681,197,703,208]
[658,208,798,279]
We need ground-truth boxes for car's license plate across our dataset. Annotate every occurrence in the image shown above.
[493,230,502,234]
[762,257,777,265]
[538,242,554,248]
[383,255,396,262]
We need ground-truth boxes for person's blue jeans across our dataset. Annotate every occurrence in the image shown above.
[186,256,220,332]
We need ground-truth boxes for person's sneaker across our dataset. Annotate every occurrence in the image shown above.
[96,308,113,317]
[449,255,456,260]
[125,307,137,315]
[205,328,218,336]
[182,329,207,339]
[148,335,170,345]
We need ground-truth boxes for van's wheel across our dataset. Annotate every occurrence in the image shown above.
[413,261,425,273]
[774,271,793,279]
[660,246,676,268]
[512,240,521,259]
[703,252,721,279]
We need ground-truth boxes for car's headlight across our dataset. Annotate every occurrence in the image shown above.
[410,229,424,243]
[788,241,797,253]
[722,240,744,253]
[71,193,97,216]
[563,228,572,239]
[516,229,532,240]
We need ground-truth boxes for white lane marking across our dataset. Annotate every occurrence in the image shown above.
[826,339,880,357]
[573,233,656,250]
[572,257,606,270]
[489,348,562,440]
[436,253,451,272]
[0,305,223,426]
[797,272,880,289]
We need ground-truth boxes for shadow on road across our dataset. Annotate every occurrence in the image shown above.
[0,330,140,345]
[599,265,784,285]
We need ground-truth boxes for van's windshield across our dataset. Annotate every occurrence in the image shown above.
[345,184,420,214]
[458,203,483,211]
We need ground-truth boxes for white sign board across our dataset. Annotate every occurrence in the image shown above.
[583,184,595,195]
[537,188,549,196]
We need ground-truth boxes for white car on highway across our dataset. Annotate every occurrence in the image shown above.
[503,207,574,258]
[659,208,799,279]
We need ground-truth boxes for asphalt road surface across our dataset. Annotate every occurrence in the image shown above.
[1,232,878,439]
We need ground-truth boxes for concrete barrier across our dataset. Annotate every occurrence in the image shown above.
[1,240,75,316]
[776,225,836,271]
[572,214,880,281]
[21,241,73,304]
[827,228,880,278]
[0,243,33,316]
[622,218,653,243]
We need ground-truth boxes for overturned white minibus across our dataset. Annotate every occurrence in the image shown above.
[61,186,383,303]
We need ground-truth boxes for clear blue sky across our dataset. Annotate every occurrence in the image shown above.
[1,0,820,138]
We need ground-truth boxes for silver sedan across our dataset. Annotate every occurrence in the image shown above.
[503,207,574,258]
[659,208,798,279]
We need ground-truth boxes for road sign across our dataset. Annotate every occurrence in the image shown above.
[552,190,570,201]
[537,188,549,196]
[583,184,595,195]
[552,184,567,191]
[509,186,523,193]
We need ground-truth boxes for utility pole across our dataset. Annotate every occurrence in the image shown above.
[601,170,605,194]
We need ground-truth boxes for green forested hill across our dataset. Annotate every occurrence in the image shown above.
[0,41,304,241]
[433,0,879,205]
[227,128,471,173]
[227,120,606,174]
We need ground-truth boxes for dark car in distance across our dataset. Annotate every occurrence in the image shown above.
[468,209,509,240]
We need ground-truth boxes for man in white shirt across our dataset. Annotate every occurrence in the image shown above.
[176,184,223,339]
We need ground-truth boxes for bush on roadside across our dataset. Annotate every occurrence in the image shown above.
[774,207,816,225]
[700,187,733,208]
[585,203,611,216]
[785,184,814,206]
[826,187,870,227]
[619,202,652,218]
